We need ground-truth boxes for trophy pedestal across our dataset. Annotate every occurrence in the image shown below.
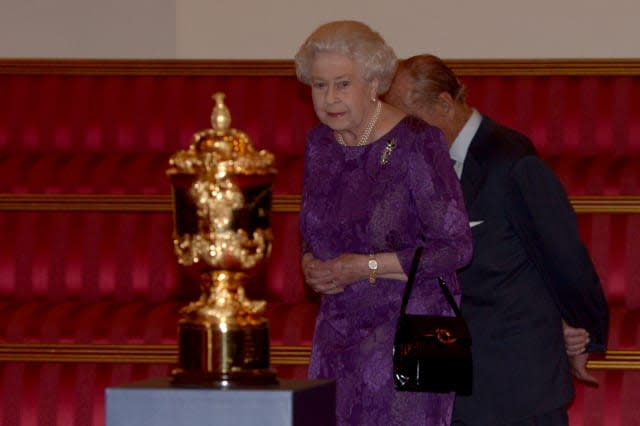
[170,276,278,387]
[105,377,336,426]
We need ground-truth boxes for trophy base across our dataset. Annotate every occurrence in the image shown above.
[170,368,278,388]
[170,317,278,387]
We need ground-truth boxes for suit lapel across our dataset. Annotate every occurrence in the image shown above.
[460,117,493,209]
[460,153,484,208]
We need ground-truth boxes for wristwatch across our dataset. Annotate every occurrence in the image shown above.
[368,253,378,286]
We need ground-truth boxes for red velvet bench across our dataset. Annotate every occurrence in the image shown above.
[1,59,639,426]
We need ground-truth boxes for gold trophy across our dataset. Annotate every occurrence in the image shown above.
[168,92,278,386]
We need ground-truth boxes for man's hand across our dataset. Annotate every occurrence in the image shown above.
[563,320,589,356]
[562,320,598,385]
[568,352,599,386]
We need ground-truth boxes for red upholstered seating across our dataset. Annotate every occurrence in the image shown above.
[0,300,318,346]
[0,65,319,425]
[0,60,639,426]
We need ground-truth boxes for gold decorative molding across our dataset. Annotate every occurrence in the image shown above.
[0,194,639,214]
[571,196,640,214]
[0,343,637,370]
[0,343,310,366]
[0,59,296,77]
[0,194,301,213]
[446,59,640,76]
[0,194,169,212]
[1,59,640,77]
[588,350,640,370]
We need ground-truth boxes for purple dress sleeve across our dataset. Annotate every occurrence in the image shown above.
[394,119,472,278]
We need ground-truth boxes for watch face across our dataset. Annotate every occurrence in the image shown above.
[368,259,378,270]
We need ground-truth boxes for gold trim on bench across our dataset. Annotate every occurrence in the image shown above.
[449,59,640,76]
[1,194,639,214]
[0,343,311,366]
[0,343,637,370]
[0,194,301,213]
[588,350,640,370]
[1,59,640,77]
[0,59,297,77]
[571,196,640,214]
[0,194,170,212]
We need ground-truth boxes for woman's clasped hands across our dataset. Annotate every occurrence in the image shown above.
[302,252,366,295]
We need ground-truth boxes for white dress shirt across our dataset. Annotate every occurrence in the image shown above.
[449,108,482,179]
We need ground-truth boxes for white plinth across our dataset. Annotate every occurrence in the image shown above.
[105,377,335,426]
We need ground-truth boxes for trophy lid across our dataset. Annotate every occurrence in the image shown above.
[168,92,275,177]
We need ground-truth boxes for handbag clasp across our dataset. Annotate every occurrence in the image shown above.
[435,328,457,344]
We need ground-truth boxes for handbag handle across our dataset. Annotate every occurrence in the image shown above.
[399,247,463,318]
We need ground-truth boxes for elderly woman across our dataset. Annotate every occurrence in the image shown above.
[294,21,472,425]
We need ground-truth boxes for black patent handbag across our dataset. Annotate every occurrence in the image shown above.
[393,247,472,394]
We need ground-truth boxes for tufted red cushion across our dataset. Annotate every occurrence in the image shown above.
[0,299,317,346]
[1,61,639,426]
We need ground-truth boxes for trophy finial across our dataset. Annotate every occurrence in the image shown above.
[211,92,231,131]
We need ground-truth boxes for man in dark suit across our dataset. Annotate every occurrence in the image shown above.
[385,54,609,426]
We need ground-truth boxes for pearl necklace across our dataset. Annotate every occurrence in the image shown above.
[335,100,382,146]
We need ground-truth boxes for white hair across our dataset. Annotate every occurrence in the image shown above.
[294,20,398,94]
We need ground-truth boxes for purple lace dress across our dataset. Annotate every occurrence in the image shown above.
[299,116,472,426]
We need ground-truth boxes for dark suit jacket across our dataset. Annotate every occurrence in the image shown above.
[452,116,609,425]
